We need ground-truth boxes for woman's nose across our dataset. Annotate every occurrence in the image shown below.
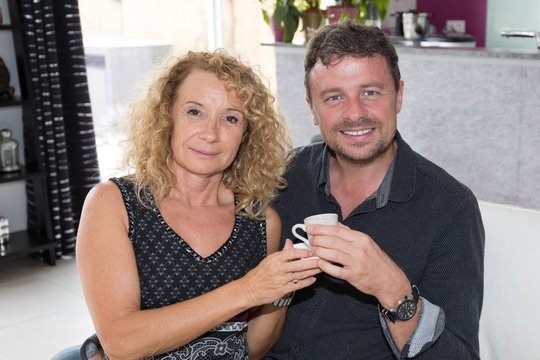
[201,119,219,142]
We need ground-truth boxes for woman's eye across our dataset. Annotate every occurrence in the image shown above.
[225,115,239,123]
[187,109,201,116]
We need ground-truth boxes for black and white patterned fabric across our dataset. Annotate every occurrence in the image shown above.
[17,0,99,257]
[112,177,267,359]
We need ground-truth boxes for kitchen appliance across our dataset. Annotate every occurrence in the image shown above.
[0,128,21,172]
[402,11,432,40]
[421,34,476,47]
[391,12,404,36]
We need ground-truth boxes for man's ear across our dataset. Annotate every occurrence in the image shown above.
[306,96,319,126]
[395,80,404,115]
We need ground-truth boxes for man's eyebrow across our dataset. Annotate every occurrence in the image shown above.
[319,87,342,97]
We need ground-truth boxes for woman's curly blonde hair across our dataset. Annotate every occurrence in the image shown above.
[120,50,292,219]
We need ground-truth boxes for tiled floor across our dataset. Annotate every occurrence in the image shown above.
[0,256,94,360]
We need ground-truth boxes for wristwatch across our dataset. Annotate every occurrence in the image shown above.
[272,292,295,307]
[380,285,419,322]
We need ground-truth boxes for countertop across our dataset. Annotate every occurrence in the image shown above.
[263,41,540,60]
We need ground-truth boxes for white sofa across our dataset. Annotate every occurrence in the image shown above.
[478,201,540,360]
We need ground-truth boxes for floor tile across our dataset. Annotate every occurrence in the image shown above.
[0,256,95,360]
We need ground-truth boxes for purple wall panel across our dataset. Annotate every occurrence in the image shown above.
[416,0,487,47]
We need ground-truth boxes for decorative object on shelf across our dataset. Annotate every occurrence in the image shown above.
[299,0,325,41]
[259,0,303,42]
[0,57,15,101]
[0,216,9,245]
[0,128,21,172]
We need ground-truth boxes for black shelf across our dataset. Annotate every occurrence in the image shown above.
[0,166,46,184]
[0,96,22,107]
[0,230,56,265]
[0,0,56,266]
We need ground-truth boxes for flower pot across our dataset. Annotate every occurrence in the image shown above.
[302,9,325,41]
[326,6,358,24]
[271,15,299,43]
[271,16,285,42]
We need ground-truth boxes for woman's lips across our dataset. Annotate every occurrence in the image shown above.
[190,147,219,157]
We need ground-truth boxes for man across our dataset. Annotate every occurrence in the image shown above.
[266,21,484,359]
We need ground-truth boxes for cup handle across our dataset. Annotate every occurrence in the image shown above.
[292,223,309,243]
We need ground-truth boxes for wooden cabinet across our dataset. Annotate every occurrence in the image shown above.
[0,1,55,265]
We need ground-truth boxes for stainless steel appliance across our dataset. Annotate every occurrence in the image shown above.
[402,11,431,40]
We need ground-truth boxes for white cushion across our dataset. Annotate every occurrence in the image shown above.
[478,201,540,360]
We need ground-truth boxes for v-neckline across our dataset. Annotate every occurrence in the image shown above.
[151,193,240,261]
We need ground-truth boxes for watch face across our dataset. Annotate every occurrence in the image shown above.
[396,300,417,320]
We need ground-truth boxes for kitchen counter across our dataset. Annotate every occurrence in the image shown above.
[263,41,540,59]
[396,43,540,59]
[264,41,540,211]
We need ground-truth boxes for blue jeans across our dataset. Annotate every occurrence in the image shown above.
[50,345,81,360]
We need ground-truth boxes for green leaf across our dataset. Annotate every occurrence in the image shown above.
[273,4,288,30]
[283,14,300,42]
[262,9,270,26]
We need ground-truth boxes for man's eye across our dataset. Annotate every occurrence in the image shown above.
[328,95,341,101]
[365,90,377,96]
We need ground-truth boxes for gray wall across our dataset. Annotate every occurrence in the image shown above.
[272,44,540,211]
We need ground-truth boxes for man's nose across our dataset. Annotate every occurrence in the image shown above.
[343,97,368,120]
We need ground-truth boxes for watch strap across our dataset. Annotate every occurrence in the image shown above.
[272,292,295,307]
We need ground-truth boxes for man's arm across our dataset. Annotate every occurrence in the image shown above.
[402,195,484,358]
[308,195,484,359]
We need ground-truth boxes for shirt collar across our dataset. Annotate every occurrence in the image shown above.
[316,131,415,208]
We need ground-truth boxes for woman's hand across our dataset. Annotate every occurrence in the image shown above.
[240,239,321,306]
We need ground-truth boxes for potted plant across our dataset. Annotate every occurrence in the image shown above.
[259,0,303,43]
[325,0,396,27]
[298,0,325,40]
[326,0,359,24]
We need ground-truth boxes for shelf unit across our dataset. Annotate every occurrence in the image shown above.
[0,0,56,265]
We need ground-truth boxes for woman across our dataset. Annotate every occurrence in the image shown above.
[76,50,320,360]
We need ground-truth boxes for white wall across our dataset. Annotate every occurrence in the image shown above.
[486,0,540,50]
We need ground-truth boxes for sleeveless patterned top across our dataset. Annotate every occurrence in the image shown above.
[111,177,267,360]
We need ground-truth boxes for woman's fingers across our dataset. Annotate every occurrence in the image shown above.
[291,267,321,281]
[241,242,322,305]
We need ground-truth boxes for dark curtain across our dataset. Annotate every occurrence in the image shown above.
[19,0,100,258]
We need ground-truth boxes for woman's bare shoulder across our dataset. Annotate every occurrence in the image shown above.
[80,179,128,223]
[85,180,124,204]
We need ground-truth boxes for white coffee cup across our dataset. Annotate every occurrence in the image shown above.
[292,213,338,250]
